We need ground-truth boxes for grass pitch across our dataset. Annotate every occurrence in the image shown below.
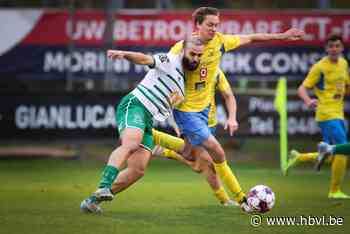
[0,158,349,234]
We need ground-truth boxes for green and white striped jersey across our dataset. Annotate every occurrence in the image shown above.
[131,53,185,121]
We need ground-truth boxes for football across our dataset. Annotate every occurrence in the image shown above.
[247,185,275,213]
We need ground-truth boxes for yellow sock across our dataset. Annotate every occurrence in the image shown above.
[162,148,181,160]
[298,152,318,162]
[152,129,184,153]
[214,161,245,203]
[161,147,195,168]
[330,154,347,193]
[298,152,332,164]
[214,186,230,204]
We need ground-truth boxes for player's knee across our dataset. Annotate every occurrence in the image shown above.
[121,142,140,154]
[205,140,225,157]
[206,140,220,150]
[133,167,146,178]
[196,162,213,174]
[207,162,215,171]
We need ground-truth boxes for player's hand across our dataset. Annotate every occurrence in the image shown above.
[107,50,126,60]
[224,117,239,136]
[282,28,305,41]
[305,99,318,109]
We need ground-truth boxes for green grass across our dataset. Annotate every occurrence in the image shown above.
[0,158,349,234]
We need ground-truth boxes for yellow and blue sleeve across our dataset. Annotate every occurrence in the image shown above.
[217,70,231,93]
[222,34,241,52]
[303,63,321,89]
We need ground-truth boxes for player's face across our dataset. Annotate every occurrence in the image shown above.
[183,45,204,71]
[325,40,343,61]
[196,15,220,42]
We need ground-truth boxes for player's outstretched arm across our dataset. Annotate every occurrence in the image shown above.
[238,28,305,46]
[107,50,154,66]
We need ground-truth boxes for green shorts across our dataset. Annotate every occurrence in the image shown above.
[116,93,154,151]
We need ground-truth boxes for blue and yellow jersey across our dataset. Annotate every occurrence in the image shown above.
[169,32,240,112]
[303,56,350,122]
[208,70,231,127]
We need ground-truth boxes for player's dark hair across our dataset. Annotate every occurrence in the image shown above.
[325,33,343,45]
[192,7,219,25]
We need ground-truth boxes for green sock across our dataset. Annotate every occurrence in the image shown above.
[334,143,350,155]
[98,165,119,189]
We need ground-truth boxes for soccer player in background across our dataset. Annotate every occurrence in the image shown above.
[80,35,205,213]
[289,34,349,199]
[168,7,304,209]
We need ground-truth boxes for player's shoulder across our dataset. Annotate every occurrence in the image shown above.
[212,32,225,42]
[158,53,171,62]
[317,56,348,67]
[155,52,180,62]
[339,57,349,66]
[152,52,182,72]
[313,57,327,68]
[214,32,239,41]
[214,32,224,38]
[204,32,226,49]
[170,40,184,54]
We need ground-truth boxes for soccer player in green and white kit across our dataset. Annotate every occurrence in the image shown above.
[80,35,205,213]
[317,141,350,171]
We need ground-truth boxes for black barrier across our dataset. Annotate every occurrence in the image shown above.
[0,94,121,140]
[0,94,349,140]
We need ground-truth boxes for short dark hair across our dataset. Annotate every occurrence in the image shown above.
[325,33,343,45]
[192,7,219,25]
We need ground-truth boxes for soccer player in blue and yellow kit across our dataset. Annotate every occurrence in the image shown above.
[295,34,349,199]
[151,70,238,206]
[169,7,305,210]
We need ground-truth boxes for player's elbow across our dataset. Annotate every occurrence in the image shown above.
[297,85,306,98]
[140,55,154,66]
[221,89,233,99]
[223,93,235,105]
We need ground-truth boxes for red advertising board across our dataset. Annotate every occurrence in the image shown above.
[1,10,350,80]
